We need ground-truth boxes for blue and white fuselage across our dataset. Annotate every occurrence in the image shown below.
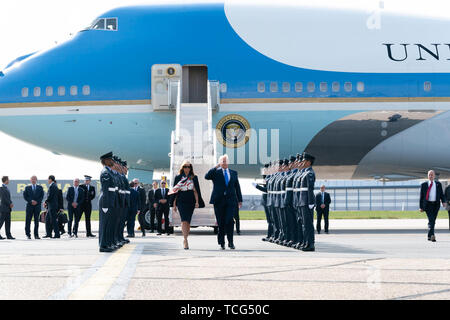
[1,1,450,181]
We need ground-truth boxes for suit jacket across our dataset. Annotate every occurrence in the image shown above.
[148,189,156,210]
[205,167,243,205]
[136,186,147,212]
[79,184,96,205]
[0,185,12,213]
[129,188,141,212]
[57,189,64,211]
[23,184,44,207]
[315,191,331,210]
[66,186,85,207]
[420,180,446,210]
[46,183,59,211]
[154,188,170,209]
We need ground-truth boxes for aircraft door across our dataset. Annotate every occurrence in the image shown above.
[151,64,182,111]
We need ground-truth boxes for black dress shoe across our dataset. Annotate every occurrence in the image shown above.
[35,236,40,240]
[124,239,130,243]
[60,230,66,235]
[431,235,436,242]
[43,235,51,238]
[157,233,162,236]
[220,244,225,250]
[317,230,321,234]
[262,237,268,242]
[27,235,31,240]
[302,246,315,252]
[127,234,134,238]
[100,247,114,253]
[0,235,4,240]
[236,231,241,235]
[228,244,235,250]
[142,233,146,237]
[87,234,96,237]
[7,236,15,240]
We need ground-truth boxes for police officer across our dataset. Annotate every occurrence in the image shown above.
[99,152,117,252]
[80,175,96,237]
[112,156,124,249]
[298,152,316,251]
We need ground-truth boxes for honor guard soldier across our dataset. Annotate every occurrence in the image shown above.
[292,154,305,250]
[267,161,280,243]
[271,160,283,245]
[120,160,131,244]
[253,163,272,242]
[99,152,117,252]
[80,175,96,237]
[278,159,290,246]
[111,156,124,249]
[298,152,316,251]
[283,156,299,248]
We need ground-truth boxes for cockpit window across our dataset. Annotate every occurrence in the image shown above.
[91,19,105,30]
[83,17,118,31]
[106,18,117,31]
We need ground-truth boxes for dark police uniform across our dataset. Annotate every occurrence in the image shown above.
[283,156,298,247]
[254,165,272,241]
[292,158,305,249]
[298,153,316,251]
[99,152,117,252]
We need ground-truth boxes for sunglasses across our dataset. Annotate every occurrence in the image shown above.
[183,165,191,168]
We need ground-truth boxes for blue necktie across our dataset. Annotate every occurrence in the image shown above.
[322,192,324,204]
[224,169,229,186]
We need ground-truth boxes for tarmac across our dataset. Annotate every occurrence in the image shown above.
[1,219,450,300]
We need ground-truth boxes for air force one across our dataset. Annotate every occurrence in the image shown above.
[1,0,450,182]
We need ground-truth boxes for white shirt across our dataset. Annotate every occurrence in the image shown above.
[427,180,437,202]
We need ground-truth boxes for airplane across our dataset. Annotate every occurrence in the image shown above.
[0,0,450,183]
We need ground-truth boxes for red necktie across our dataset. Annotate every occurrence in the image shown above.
[426,181,433,201]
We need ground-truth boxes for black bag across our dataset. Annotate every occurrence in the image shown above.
[57,211,68,224]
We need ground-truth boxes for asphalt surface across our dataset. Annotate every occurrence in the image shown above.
[1,219,450,300]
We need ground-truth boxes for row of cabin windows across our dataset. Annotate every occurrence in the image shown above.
[258,81,364,93]
[21,85,90,97]
[257,81,433,93]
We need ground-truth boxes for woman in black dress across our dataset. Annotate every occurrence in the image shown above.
[172,160,204,249]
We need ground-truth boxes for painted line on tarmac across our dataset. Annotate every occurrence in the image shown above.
[104,244,144,300]
[391,287,450,300]
[48,254,111,300]
[68,244,137,300]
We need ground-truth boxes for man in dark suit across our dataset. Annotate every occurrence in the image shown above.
[0,176,15,240]
[44,175,60,238]
[23,175,44,239]
[132,178,147,236]
[127,181,141,237]
[205,154,243,250]
[154,180,170,235]
[420,170,446,242]
[57,187,66,235]
[66,178,85,237]
[315,184,332,234]
[147,181,159,232]
[79,175,96,237]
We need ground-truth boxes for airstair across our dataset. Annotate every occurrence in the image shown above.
[168,80,220,229]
